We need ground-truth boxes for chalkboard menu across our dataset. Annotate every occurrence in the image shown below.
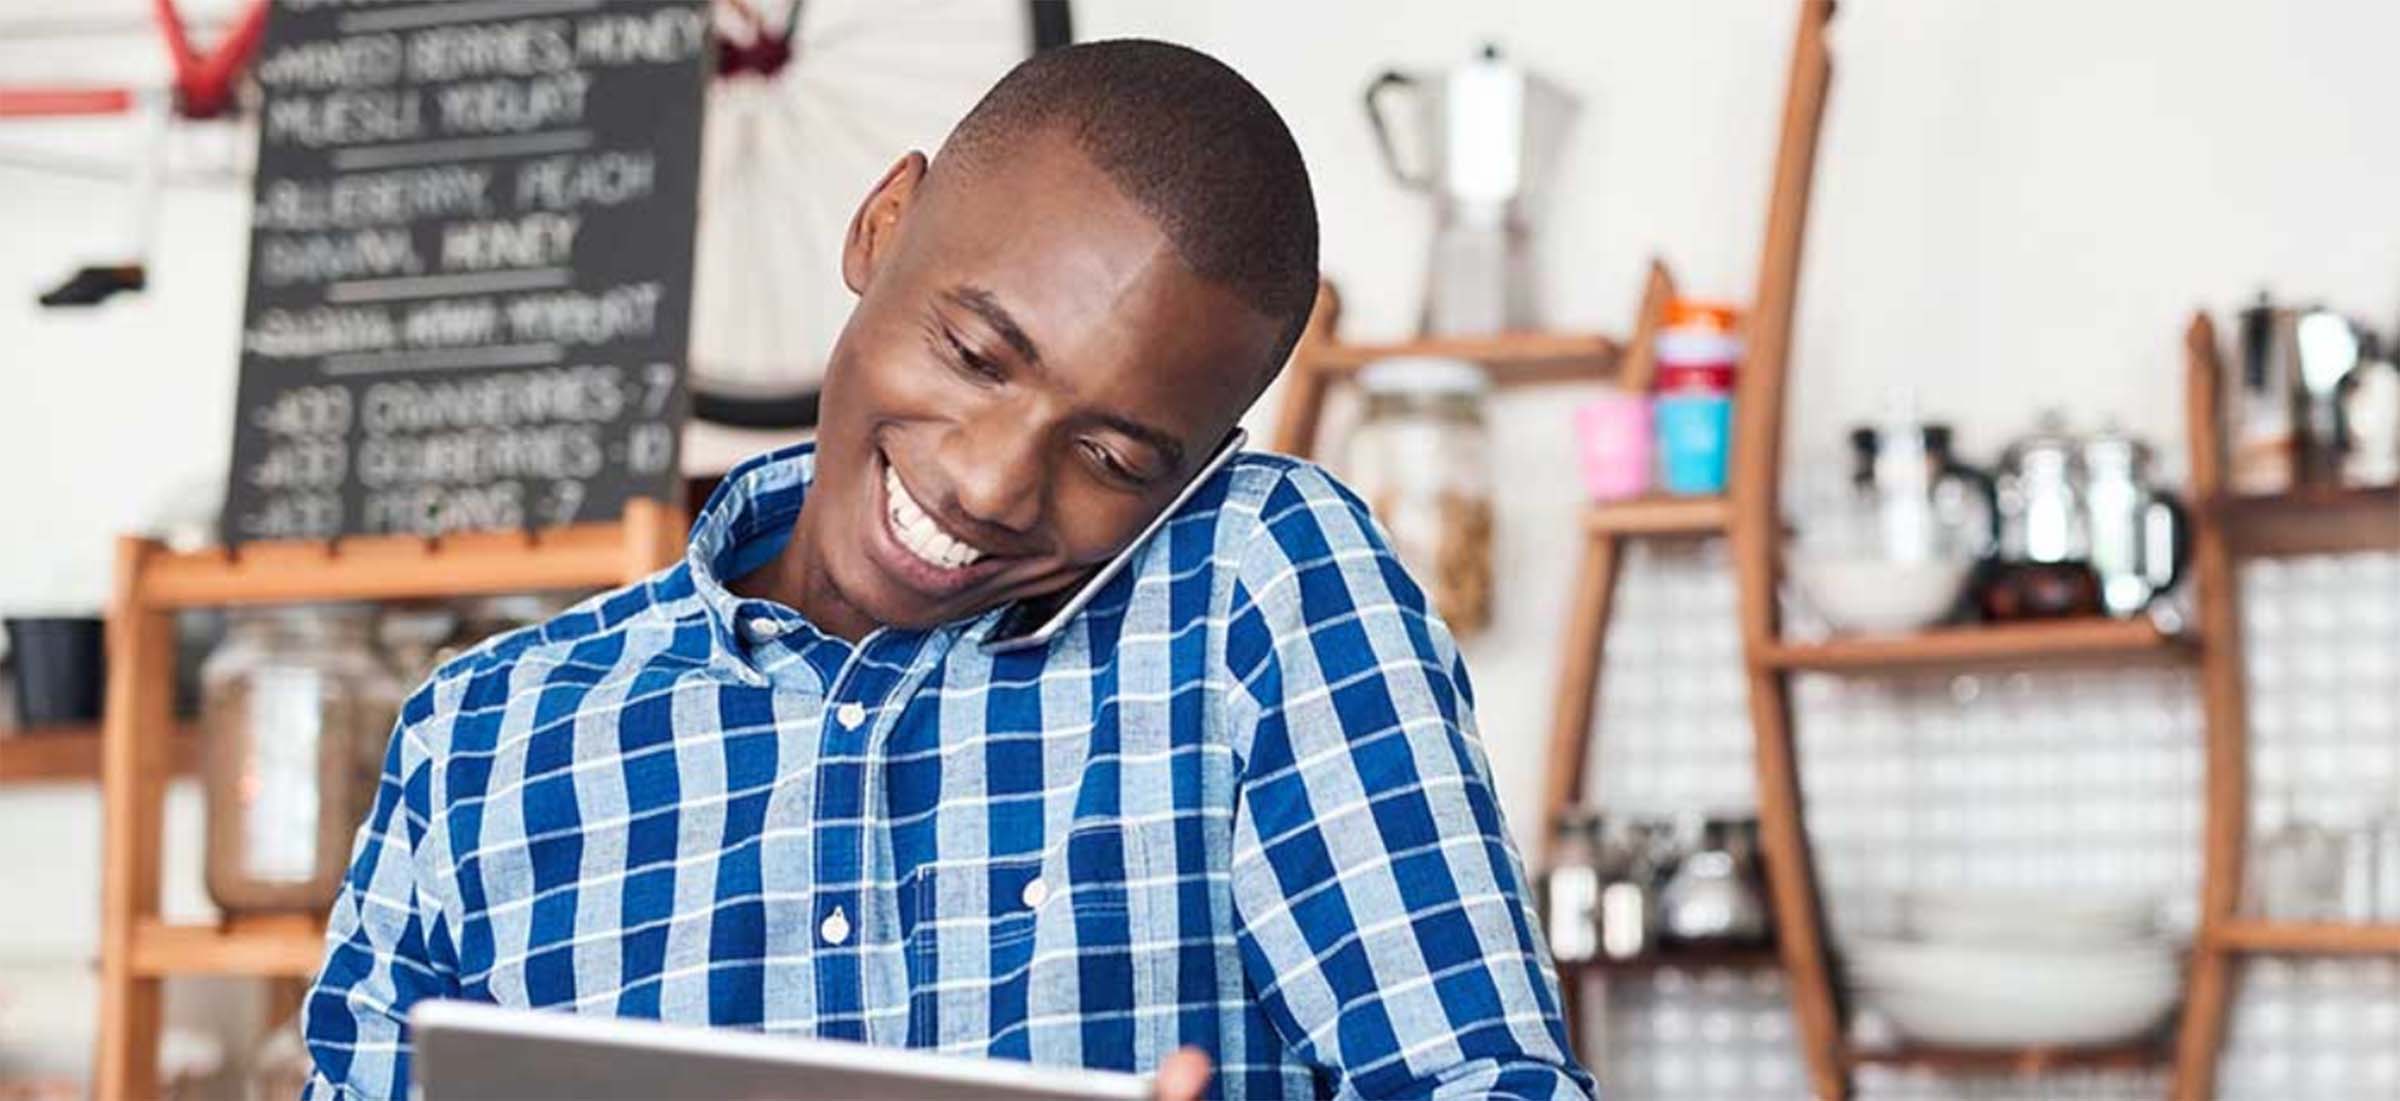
[224,0,710,541]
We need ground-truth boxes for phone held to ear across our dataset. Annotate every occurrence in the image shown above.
[982,429,1248,653]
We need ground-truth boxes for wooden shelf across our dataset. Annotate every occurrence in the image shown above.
[0,724,200,785]
[2214,920,2400,954]
[136,519,673,610]
[1302,331,1621,385]
[1586,495,1731,538]
[1760,617,2193,674]
[1848,1038,2165,1075]
[2216,488,2400,557]
[1559,943,1780,977]
[128,914,324,978]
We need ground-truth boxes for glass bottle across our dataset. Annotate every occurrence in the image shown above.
[1340,358,1496,635]
[2247,788,2343,921]
[202,605,406,914]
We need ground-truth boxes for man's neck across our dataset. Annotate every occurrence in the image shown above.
[730,507,878,643]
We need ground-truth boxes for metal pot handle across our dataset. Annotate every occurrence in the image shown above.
[1363,70,1431,190]
[2142,492,2191,597]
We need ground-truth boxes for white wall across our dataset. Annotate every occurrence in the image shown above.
[1071,0,2400,857]
[3,0,2398,1081]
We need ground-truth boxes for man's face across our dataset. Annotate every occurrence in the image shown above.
[800,129,1283,633]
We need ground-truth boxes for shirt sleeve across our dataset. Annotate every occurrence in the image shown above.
[301,694,459,1100]
[1221,465,1595,1101]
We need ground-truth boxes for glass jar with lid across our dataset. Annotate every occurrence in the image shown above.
[201,604,406,914]
[1340,357,1495,634]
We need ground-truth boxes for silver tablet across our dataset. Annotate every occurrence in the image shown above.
[409,999,1151,1101]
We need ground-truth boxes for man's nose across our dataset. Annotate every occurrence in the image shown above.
[938,412,1044,538]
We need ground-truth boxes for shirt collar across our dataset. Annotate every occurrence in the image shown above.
[684,440,818,669]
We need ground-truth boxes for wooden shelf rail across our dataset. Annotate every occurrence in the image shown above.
[129,915,325,979]
[1760,617,2193,674]
[2212,921,2400,955]
[1850,1039,2167,1076]
[1557,944,1781,979]
[0,724,199,785]
[1583,495,1731,538]
[2214,487,2400,558]
[95,498,686,1101]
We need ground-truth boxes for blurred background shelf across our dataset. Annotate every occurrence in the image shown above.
[0,724,199,785]
[134,518,676,609]
[1847,1039,2166,1075]
[1300,331,1622,384]
[2213,921,2400,954]
[1584,495,1730,538]
[1759,617,2193,674]
[128,915,323,979]
[1556,943,1780,978]
[2215,488,2400,557]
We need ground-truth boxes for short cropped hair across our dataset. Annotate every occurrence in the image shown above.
[940,39,1320,373]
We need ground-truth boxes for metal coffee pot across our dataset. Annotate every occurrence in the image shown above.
[1987,415,2187,619]
[1365,44,1575,336]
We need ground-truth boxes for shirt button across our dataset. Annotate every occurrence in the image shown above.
[745,616,783,640]
[835,701,867,729]
[819,906,851,946]
[1021,879,1050,910]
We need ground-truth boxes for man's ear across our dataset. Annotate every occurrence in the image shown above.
[842,152,929,294]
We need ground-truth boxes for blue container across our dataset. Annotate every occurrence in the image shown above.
[1655,393,1733,495]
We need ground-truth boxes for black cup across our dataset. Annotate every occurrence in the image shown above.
[6,616,107,727]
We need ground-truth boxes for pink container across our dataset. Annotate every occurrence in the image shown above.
[1575,394,1653,502]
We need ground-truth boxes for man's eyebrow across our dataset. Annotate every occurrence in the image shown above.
[942,285,1043,368]
[1091,413,1187,471]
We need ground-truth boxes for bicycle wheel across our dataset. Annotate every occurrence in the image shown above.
[689,0,1072,428]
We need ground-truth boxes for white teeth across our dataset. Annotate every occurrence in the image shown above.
[884,463,985,571]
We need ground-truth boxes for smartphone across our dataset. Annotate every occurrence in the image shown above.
[982,428,1248,653]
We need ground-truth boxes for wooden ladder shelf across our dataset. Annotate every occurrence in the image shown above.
[2167,316,2400,1101]
[94,499,686,1101]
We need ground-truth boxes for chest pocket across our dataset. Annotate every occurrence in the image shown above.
[905,825,1135,1059]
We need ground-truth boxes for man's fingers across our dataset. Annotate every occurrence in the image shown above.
[1151,1047,1213,1101]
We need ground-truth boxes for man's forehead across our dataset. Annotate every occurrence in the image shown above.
[918,130,1173,303]
[911,143,1275,419]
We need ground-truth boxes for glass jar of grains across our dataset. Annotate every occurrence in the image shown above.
[201,604,406,914]
[1342,357,1496,634]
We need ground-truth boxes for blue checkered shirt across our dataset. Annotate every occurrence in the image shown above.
[302,442,1591,1099]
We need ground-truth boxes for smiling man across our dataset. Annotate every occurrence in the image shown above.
[303,40,1591,1101]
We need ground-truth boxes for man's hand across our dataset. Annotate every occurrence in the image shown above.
[1152,1047,1213,1101]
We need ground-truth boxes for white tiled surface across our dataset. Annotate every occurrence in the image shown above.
[1575,542,2400,1101]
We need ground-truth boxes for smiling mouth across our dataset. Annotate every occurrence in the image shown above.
[883,462,988,571]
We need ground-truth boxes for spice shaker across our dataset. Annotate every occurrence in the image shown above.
[1541,809,1606,965]
[1599,818,1672,961]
